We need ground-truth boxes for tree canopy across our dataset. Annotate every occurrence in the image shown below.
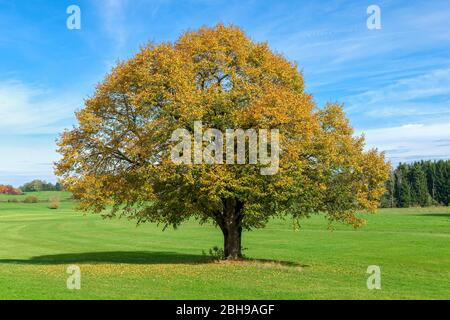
[56,24,389,259]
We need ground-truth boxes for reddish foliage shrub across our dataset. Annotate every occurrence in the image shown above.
[0,185,22,195]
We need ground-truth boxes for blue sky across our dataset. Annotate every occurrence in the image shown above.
[1,0,449,186]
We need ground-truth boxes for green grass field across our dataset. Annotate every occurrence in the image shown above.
[0,191,73,202]
[0,191,449,300]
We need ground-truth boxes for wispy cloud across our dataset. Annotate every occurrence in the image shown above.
[0,145,56,175]
[349,68,450,106]
[100,0,130,50]
[346,68,450,122]
[97,0,169,54]
[0,81,79,134]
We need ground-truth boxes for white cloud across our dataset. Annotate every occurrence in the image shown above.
[0,81,80,134]
[361,121,450,164]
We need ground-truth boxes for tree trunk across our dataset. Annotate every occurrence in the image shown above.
[218,199,244,260]
[222,221,243,259]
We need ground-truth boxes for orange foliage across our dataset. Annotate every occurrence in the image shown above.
[0,185,22,195]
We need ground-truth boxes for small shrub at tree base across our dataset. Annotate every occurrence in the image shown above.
[203,246,226,261]
[23,196,39,204]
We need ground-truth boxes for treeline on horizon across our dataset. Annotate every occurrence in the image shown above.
[0,180,62,195]
[381,160,450,208]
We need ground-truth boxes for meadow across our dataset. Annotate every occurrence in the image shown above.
[0,191,449,300]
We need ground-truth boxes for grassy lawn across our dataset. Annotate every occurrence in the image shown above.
[0,191,73,202]
[0,191,449,300]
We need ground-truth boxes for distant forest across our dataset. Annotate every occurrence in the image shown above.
[381,160,450,208]
[0,180,62,195]
[20,180,62,192]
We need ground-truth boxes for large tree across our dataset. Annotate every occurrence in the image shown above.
[56,24,389,259]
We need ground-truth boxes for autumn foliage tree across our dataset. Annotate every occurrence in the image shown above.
[56,24,390,259]
[0,185,22,195]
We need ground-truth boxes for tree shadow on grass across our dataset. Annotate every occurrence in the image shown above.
[0,251,213,265]
[0,251,308,269]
